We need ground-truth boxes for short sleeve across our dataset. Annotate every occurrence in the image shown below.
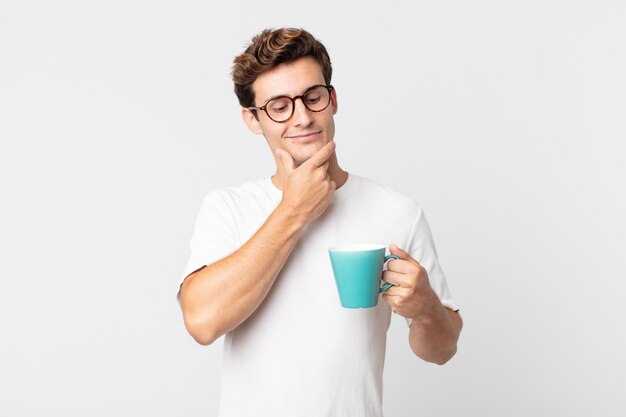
[179,191,240,288]
[403,207,459,326]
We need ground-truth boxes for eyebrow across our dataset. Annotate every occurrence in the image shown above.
[261,84,323,105]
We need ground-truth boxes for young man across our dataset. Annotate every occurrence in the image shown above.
[178,28,462,417]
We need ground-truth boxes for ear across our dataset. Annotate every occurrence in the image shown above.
[330,87,338,115]
[242,108,263,135]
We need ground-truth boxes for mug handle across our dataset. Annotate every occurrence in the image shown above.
[379,254,399,293]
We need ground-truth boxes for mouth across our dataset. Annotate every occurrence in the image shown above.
[287,131,322,142]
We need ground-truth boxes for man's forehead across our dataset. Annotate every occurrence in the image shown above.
[252,57,325,102]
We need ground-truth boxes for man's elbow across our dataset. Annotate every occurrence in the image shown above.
[180,298,223,345]
[184,315,222,346]
[191,330,219,346]
[413,343,458,365]
[432,345,457,365]
[178,280,224,345]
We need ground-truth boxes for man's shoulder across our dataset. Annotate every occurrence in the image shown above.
[350,174,420,210]
[203,177,271,199]
[199,177,278,213]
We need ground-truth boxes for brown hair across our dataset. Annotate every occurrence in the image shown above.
[232,28,333,110]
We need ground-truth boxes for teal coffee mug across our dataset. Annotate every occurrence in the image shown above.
[328,244,398,308]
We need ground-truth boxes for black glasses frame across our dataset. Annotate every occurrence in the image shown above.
[248,85,334,123]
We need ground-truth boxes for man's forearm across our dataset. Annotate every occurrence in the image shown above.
[408,295,462,364]
[179,203,306,345]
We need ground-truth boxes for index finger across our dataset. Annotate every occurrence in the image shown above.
[302,141,336,169]
[387,258,421,275]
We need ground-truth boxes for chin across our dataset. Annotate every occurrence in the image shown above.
[292,143,325,164]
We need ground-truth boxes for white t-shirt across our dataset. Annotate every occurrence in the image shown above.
[180,173,458,417]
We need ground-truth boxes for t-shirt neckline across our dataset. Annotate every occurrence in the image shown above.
[264,172,356,202]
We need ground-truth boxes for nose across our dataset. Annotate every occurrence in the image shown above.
[290,97,314,127]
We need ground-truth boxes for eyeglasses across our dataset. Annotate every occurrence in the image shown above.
[248,85,334,123]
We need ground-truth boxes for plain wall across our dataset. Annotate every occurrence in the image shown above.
[1,1,625,416]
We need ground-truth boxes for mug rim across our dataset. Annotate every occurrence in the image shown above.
[328,243,386,252]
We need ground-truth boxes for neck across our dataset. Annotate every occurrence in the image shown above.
[271,152,348,191]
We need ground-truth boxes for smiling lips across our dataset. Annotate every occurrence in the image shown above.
[287,131,321,141]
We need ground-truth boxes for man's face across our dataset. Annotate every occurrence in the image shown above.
[243,56,338,166]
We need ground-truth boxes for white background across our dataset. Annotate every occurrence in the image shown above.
[1,1,625,416]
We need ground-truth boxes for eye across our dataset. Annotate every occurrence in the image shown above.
[268,98,291,113]
[304,93,321,104]
[272,105,289,113]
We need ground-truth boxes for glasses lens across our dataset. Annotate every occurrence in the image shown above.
[264,86,331,122]
[266,97,293,122]
[303,86,330,112]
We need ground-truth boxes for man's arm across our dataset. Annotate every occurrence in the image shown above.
[179,141,336,345]
[408,301,462,365]
[382,244,462,364]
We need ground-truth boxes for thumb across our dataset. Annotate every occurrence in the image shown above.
[389,244,413,262]
[276,148,295,175]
